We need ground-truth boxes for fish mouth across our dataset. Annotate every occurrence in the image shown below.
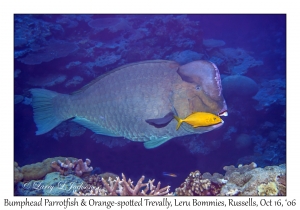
[212,119,224,127]
[219,110,228,116]
[201,120,224,130]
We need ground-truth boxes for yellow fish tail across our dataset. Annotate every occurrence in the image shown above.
[174,115,183,130]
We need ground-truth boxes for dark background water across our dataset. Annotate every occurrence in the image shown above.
[14,14,286,191]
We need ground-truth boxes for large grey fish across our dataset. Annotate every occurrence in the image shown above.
[30,60,228,149]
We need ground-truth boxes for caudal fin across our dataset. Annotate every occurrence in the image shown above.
[174,115,183,130]
[30,88,65,135]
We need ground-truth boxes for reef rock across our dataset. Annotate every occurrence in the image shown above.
[175,170,223,196]
[16,172,83,196]
[220,163,286,196]
[166,50,204,64]
[20,157,77,181]
[222,75,259,99]
[18,39,78,65]
[211,48,263,75]
[14,162,23,184]
[175,163,286,196]
[253,78,286,111]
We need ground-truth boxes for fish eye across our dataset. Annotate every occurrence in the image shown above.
[195,85,201,91]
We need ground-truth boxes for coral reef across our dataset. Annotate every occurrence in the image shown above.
[88,17,132,32]
[65,61,82,69]
[175,170,223,196]
[15,159,286,196]
[257,182,278,195]
[50,158,74,175]
[74,159,93,176]
[223,162,258,176]
[253,78,286,111]
[26,74,67,87]
[18,39,78,65]
[219,163,286,196]
[237,134,286,168]
[100,172,119,182]
[72,173,115,196]
[74,173,172,196]
[16,172,83,196]
[51,158,93,177]
[14,162,23,184]
[276,174,286,196]
[21,157,75,181]
[83,174,104,189]
[56,15,79,28]
[74,187,107,196]
[16,157,77,182]
[14,15,64,55]
[166,50,204,64]
[175,162,286,196]
[65,76,83,88]
[211,48,263,75]
[74,174,109,196]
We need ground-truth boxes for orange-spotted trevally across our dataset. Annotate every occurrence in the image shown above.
[174,112,223,130]
[30,60,228,149]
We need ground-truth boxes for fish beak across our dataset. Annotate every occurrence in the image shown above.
[219,111,228,117]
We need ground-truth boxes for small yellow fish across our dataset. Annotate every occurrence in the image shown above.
[163,172,177,177]
[174,112,223,130]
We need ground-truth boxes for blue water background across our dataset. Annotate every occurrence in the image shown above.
[14,14,286,191]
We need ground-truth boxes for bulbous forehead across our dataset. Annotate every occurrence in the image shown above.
[176,60,227,116]
[177,60,222,101]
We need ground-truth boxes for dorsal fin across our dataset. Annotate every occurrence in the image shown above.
[72,60,179,95]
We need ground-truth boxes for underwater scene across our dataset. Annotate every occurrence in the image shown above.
[14,14,286,196]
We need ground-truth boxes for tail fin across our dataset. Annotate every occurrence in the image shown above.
[30,88,66,135]
[174,115,183,130]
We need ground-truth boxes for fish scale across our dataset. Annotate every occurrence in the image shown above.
[73,62,173,137]
[30,60,227,148]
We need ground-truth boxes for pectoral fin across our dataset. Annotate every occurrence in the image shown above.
[145,112,174,128]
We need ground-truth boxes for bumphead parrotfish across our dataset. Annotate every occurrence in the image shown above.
[30,60,228,149]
